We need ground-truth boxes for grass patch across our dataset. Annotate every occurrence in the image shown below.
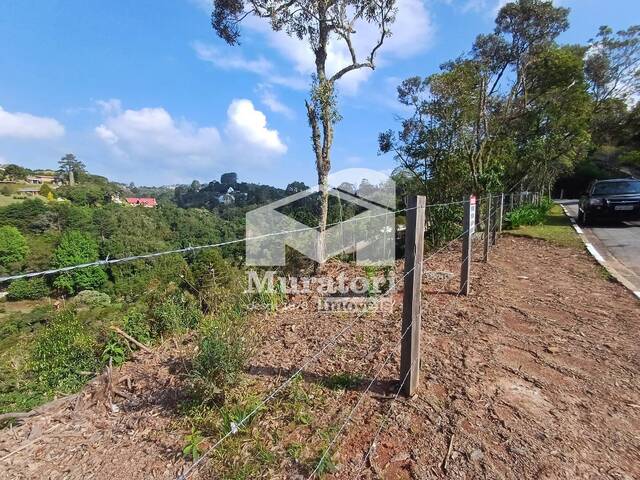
[506,204,582,249]
[0,195,24,207]
[322,372,362,391]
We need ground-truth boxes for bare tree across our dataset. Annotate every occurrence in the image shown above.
[211,0,397,265]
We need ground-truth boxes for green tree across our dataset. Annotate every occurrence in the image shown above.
[211,0,397,265]
[39,183,53,197]
[57,153,86,186]
[3,164,30,181]
[52,231,106,294]
[0,225,29,267]
[380,0,576,198]
[585,25,640,108]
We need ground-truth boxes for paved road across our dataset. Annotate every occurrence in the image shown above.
[560,200,640,294]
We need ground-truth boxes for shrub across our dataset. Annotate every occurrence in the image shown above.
[7,278,51,301]
[101,335,127,366]
[0,225,29,267]
[191,304,250,404]
[39,184,54,198]
[31,310,98,392]
[52,231,107,294]
[506,198,553,229]
[72,290,111,307]
[150,292,202,336]
[188,249,243,314]
[0,198,47,232]
[122,309,152,345]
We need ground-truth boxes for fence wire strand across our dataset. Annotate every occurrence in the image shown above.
[310,247,473,478]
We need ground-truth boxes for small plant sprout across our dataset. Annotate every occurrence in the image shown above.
[183,428,204,461]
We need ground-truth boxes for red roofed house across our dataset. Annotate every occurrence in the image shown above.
[125,197,157,208]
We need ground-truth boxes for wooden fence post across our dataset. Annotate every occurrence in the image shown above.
[460,195,476,295]
[483,195,492,262]
[400,195,426,397]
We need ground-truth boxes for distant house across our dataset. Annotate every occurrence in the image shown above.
[18,187,41,196]
[218,187,235,205]
[26,175,58,185]
[125,197,157,208]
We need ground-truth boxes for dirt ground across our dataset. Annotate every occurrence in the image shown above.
[1,235,638,479]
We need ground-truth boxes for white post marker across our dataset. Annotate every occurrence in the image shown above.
[460,195,476,295]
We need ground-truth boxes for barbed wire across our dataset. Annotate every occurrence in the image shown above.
[176,222,476,479]
[352,281,468,478]
[176,258,424,480]
[309,248,472,477]
[0,197,486,284]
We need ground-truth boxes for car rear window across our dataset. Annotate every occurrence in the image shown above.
[592,181,640,195]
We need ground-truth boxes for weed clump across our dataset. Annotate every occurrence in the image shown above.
[31,309,98,392]
[7,278,50,301]
[191,303,251,404]
[506,197,553,228]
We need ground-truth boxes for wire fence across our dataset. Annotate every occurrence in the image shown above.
[176,190,522,479]
[0,189,541,478]
[0,199,473,284]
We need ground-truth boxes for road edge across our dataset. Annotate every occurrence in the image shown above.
[558,203,640,301]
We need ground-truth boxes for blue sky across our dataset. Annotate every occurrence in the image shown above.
[1,0,638,187]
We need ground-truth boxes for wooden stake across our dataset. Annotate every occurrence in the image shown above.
[400,195,425,397]
[110,326,152,353]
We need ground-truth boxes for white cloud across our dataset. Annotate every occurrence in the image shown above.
[192,0,434,95]
[96,98,123,115]
[246,0,434,94]
[226,99,287,154]
[257,84,295,118]
[192,41,273,75]
[192,41,308,90]
[460,0,508,16]
[94,99,286,174]
[0,106,65,139]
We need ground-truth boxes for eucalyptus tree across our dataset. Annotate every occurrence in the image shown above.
[585,25,640,109]
[380,0,574,196]
[211,0,397,264]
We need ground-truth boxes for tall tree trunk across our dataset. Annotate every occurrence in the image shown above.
[309,13,333,269]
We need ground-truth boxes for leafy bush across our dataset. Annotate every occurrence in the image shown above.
[188,249,243,314]
[72,289,111,307]
[31,310,98,392]
[0,225,29,267]
[52,231,107,294]
[151,292,202,335]
[191,304,250,404]
[506,197,553,228]
[121,309,152,345]
[101,335,127,366]
[0,198,47,232]
[7,278,51,301]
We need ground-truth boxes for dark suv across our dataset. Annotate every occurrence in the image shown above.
[578,179,640,225]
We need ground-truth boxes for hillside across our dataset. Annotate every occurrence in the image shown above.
[0,235,638,479]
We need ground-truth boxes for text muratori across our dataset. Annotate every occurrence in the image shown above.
[245,270,395,295]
